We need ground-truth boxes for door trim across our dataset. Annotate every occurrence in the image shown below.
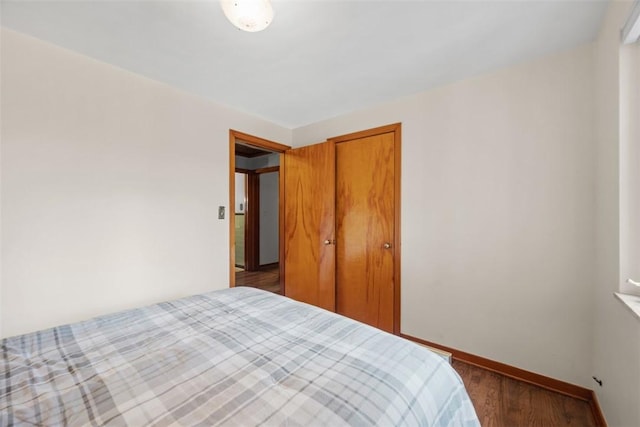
[245,171,260,271]
[327,123,402,335]
[229,130,290,288]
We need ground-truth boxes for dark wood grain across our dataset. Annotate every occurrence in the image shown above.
[236,264,281,294]
[453,360,597,427]
[245,172,260,271]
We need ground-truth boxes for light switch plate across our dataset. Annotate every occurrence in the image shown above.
[218,206,225,219]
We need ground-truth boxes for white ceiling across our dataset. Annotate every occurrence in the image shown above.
[1,0,608,128]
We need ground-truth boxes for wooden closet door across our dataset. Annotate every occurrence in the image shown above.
[335,132,395,332]
[283,141,336,311]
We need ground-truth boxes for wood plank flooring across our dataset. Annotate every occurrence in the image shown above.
[452,360,597,426]
[235,264,281,294]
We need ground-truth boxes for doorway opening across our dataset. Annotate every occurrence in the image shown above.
[229,130,290,295]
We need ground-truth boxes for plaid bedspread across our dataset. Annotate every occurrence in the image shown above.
[1,287,479,426]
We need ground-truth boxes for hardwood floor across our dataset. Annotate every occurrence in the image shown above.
[235,264,281,294]
[452,360,597,426]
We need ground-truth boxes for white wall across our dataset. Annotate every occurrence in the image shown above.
[259,172,279,265]
[235,172,246,213]
[592,2,640,426]
[236,153,280,170]
[235,156,252,170]
[294,45,596,387]
[0,28,291,338]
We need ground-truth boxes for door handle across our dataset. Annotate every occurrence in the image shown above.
[383,242,392,249]
[323,239,335,245]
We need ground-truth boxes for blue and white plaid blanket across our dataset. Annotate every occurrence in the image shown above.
[1,287,479,426]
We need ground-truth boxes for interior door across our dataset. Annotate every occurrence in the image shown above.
[283,141,336,311]
[335,132,395,332]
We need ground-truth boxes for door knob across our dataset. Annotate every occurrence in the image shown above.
[383,242,392,249]
[324,239,335,245]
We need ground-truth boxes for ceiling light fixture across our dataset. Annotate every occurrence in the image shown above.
[221,0,274,32]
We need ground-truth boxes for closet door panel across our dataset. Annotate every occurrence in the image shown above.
[283,141,336,311]
[336,132,395,332]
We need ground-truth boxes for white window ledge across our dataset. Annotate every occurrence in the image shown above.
[615,292,640,320]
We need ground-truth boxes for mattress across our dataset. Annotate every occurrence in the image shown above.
[0,287,479,426]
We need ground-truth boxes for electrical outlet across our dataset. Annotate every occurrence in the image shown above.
[218,206,225,219]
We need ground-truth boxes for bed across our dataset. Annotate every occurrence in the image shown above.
[0,287,479,426]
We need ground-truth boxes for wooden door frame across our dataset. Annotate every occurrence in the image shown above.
[327,123,402,335]
[229,130,290,287]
